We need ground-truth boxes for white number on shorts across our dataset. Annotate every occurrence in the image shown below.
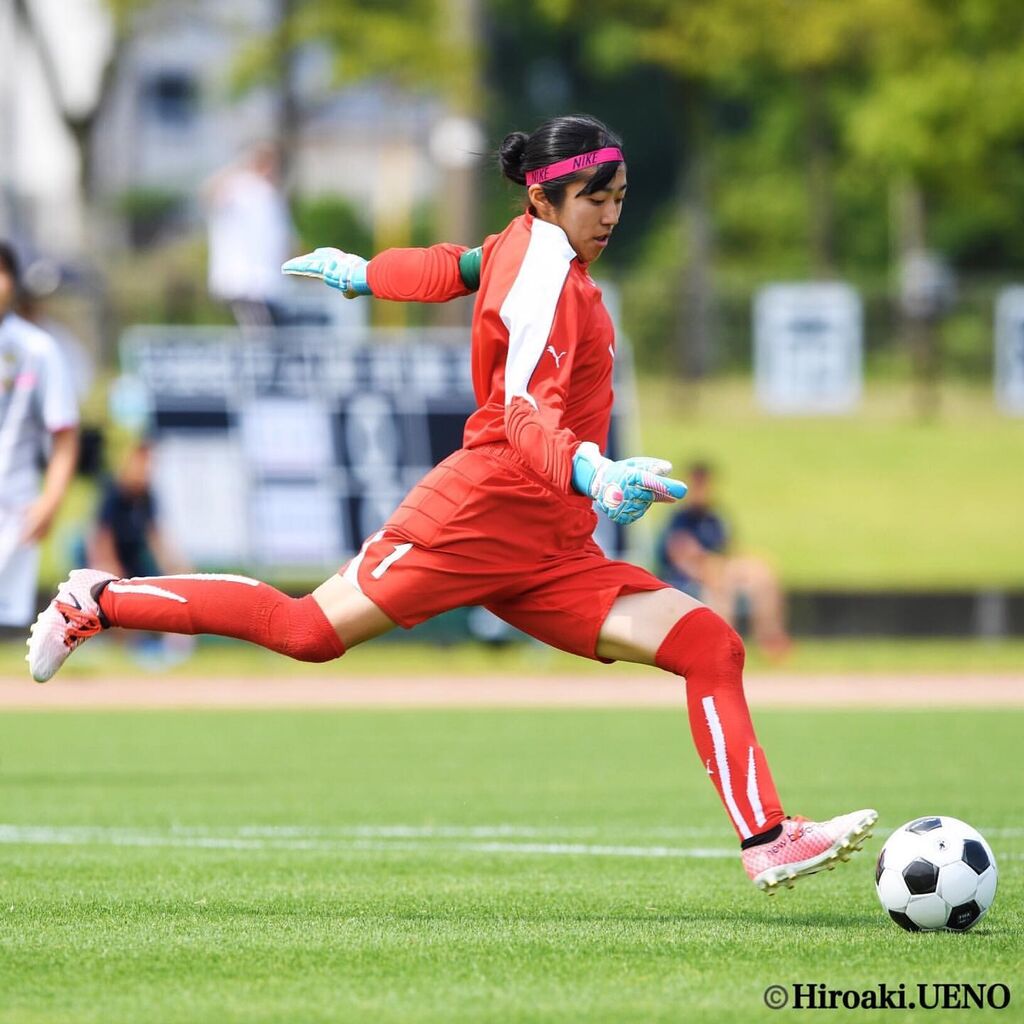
[370,542,413,580]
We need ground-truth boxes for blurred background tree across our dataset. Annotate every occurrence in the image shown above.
[3,0,1023,605]
[233,0,483,324]
[474,0,1024,378]
[11,0,153,206]
[7,0,1024,377]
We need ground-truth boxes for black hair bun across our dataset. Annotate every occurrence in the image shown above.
[498,131,529,185]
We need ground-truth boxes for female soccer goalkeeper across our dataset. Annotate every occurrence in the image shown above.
[28,114,875,891]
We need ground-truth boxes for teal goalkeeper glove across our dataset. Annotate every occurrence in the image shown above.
[281,247,370,297]
[572,442,687,525]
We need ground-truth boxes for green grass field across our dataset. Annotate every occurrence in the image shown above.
[0,706,1020,1023]
[637,378,1024,589]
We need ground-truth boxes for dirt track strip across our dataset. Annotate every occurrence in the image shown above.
[0,673,1021,709]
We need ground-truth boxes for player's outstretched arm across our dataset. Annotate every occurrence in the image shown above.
[571,441,687,525]
[282,244,482,302]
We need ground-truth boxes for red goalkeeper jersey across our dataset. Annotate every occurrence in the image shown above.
[367,213,615,495]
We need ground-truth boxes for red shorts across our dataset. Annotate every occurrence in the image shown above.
[340,444,668,661]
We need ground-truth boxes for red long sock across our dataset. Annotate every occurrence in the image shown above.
[97,574,345,663]
[656,607,784,842]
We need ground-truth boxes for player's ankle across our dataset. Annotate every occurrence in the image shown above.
[741,823,783,849]
[91,578,115,629]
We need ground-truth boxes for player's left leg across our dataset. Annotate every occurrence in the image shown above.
[597,587,789,843]
[492,558,875,892]
[596,586,876,891]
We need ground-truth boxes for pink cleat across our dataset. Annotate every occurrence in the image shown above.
[742,809,878,893]
[25,569,116,683]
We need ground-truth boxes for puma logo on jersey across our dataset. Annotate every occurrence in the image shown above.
[546,345,567,369]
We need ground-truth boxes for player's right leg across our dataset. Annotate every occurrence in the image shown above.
[26,567,395,683]
[28,445,571,683]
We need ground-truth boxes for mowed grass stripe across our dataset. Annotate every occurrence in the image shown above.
[2,823,1022,868]
[0,824,738,859]
[0,821,1021,846]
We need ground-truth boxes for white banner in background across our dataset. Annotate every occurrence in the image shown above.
[995,287,1024,415]
[122,326,634,571]
[754,283,863,414]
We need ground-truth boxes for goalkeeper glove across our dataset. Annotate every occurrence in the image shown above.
[281,247,370,298]
[572,441,687,525]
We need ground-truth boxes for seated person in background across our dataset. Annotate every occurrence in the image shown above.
[657,461,791,658]
[85,440,194,664]
[86,441,188,580]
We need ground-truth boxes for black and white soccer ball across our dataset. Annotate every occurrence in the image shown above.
[875,816,997,932]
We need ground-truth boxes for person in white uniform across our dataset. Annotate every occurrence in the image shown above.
[0,242,80,627]
[203,143,294,327]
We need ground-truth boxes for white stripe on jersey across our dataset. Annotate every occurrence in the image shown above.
[499,218,576,409]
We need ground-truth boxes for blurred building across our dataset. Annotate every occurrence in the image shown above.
[0,0,97,249]
[1,0,449,253]
[95,0,444,200]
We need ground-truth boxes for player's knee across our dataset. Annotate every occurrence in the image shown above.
[280,639,339,663]
[655,607,744,681]
[705,615,745,678]
[272,594,345,663]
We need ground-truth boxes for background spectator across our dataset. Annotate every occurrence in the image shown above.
[0,241,79,629]
[657,462,792,658]
[86,439,189,581]
[85,437,194,666]
[203,142,295,328]
[17,257,96,402]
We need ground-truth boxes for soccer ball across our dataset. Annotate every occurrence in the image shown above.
[875,816,997,932]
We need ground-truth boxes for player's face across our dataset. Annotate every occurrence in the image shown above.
[530,164,627,264]
[0,268,14,316]
[558,164,627,264]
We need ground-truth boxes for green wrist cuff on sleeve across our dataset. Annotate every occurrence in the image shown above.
[458,247,483,291]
